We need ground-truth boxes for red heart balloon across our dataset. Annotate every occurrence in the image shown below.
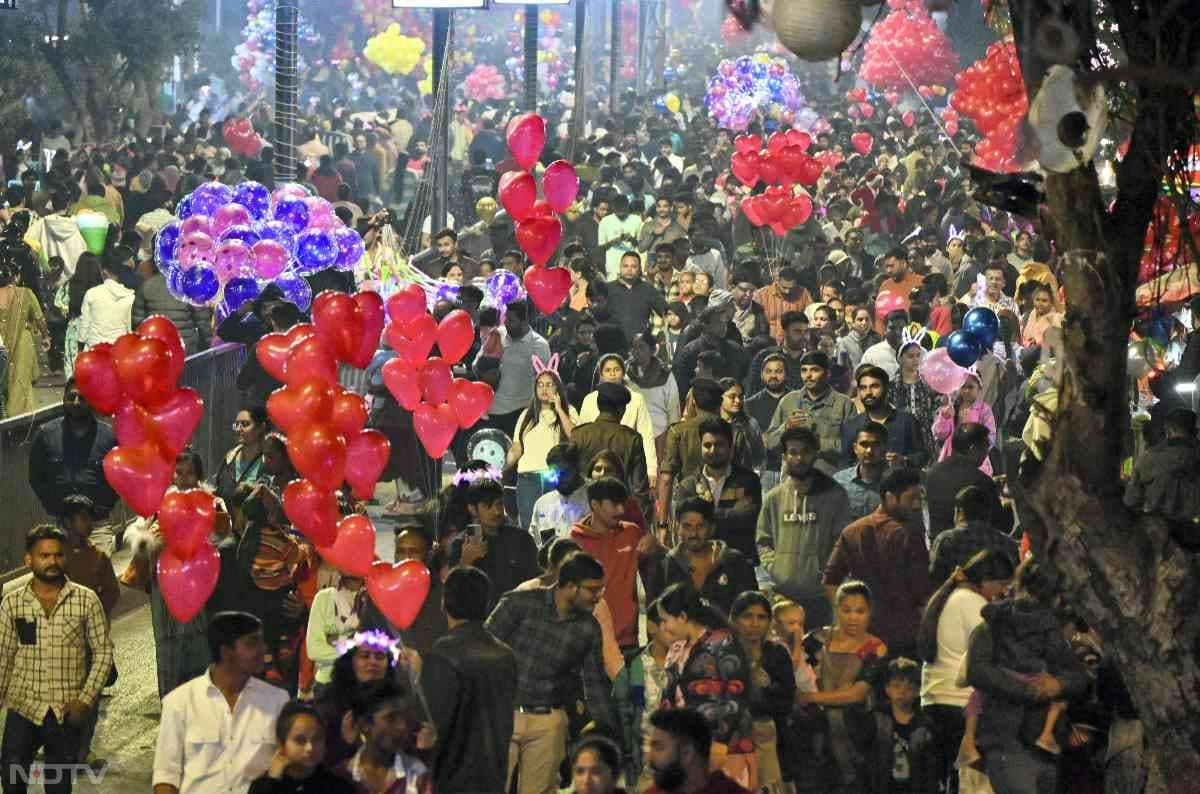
[777,146,806,185]
[757,153,781,186]
[136,316,185,386]
[313,291,365,365]
[157,542,219,623]
[785,194,814,228]
[797,156,825,187]
[498,170,538,222]
[730,151,761,188]
[102,443,173,516]
[766,132,788,155]
[381,357,422,410]
[526,199,556,221]
[505,112,546,171]
[902,111,916,128]
[283,479,340,546]
[449,378,494,428]
[848,88,867,102]
[317,514,377,577]
[741,196,767,227]
[267,380,335,433]
[287,423,347,492]
[159,488,216,559]
[420,358,453,405]
[769,220,789,237]
[113,387,204,458]
[851,132,874,155]
[515,216,562,266]
[112,333,177,407]
[73,344,124,415]
[386,314,438,364]
[523,264,572,314]
[436,309,474,365]
[733,133,761,153]
[413,401,458,458]
[256,332,298,382]
[283,336,338,386]
[349,291,385,369]
[345,429,391,500]
[366,559,432,630]
[385,284,427,326]
[785,129,811,151]
[859,102,875,119]
[330,390,368,438]
[542,160,579,214]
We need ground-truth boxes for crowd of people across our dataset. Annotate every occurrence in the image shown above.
[1,21,1199,794]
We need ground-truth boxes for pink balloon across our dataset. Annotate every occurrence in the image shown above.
[874,290,908,322]
[506,112,546,171]
[178,232,215,267]
[180,215,212,238]
[542,160,579,213]
[252,239,288,279]
[304,196,337,231]
[213,239,251,282]
[156,541,220,623]
[272,184,309,205]
[920,348,970,395]
[211,203,252,239]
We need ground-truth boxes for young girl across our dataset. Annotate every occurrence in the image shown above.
[250,701,355,793]
[770,599,817,694]
[932,371,997,473]
[507,367,577,531]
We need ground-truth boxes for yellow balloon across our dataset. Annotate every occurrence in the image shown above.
[665,94,681,113]
[539,9,552,24]
[363,24,426,75]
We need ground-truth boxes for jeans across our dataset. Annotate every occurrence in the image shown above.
[516,472,551,533]
[984,746,1058,794]
[1,709,83,794]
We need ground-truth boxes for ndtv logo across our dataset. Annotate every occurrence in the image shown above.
[10,763,109,785]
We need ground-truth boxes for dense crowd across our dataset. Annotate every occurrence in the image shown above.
[2,26,1199,794]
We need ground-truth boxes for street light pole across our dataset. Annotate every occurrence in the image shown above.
[609,0,619,116]
[430,8,451,233]
[523,4,538,112]
[273,0,298,183]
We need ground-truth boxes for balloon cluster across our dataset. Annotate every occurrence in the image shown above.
[503,10,569,93]
[859,0,959,92]
[363,24,425,75]
[464,64,507,102]
[950,38,1028,172]
[155,181,365,313]
[232,0,319,91]
[946,308,1000,368]
[380,284,495,459]
[731,131,823,237]
[706,53,806,131]
[496,113,576,314]
[221,119,264,159]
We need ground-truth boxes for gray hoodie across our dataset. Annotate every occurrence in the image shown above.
[756,473,850,603]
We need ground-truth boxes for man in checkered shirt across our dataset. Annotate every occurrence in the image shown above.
[0,525,113,793]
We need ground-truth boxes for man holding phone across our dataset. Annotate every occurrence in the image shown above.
[764,351,856,473]
[449,479,539,608]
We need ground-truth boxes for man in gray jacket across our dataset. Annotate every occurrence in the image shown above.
[131,261,213,355]
[756,426,849,630]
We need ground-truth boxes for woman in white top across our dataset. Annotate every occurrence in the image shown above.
[917,549,1016,794]
[306,572,366,694]
[626,332,681,466]
[578,353,659,483]
[507,364,577,531]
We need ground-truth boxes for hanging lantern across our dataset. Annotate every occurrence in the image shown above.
[774,0,861,62]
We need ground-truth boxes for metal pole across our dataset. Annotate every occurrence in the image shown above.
[431,8,451,233]
[567,0,587,161]
[609,0,619,116]
[656,0,667,90]
[524,4,538,112]
[637,0,646,95]
[273,0,298,183]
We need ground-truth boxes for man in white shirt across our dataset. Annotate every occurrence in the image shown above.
[597,194,642,281]
[528,444,589,543]
[78,260,134,351]
[153,611,289,794]
[860,309,908,381]
[473,300,550,437]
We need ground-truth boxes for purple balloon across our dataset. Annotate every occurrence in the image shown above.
[181,266,220,306]
[190,183,234,217]
[332,226,365,271]
[293,229,337,274]
[233,181,271,220]
[176,193,197,219]
[275,272,313,312]
[254,220,297,255]
[155,221,182,268]
[486,269,523,305]
[273,198,310,234]
[220,224,261,247]
[222,276,261,312]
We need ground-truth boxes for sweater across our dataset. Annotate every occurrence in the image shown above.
[755,474,850,604]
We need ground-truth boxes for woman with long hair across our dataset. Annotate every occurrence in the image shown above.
[507,368,577,531]
[213,405,271,505]
[932,371,997,473]
[0,259,49,417]
[578,353,659,483]
[894,337,939,458]
[718,377,767,470]
[626,332,681,466]
[655,583,756,790]
[731,591,796,794]
[313,633,402,767]
[918,550,1016,794]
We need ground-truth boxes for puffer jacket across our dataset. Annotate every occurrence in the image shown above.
[132,273,213,355]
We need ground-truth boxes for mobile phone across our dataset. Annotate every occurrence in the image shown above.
[466,522,482,539]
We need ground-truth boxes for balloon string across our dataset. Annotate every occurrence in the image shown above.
[877,38,966,156]
[394,631,435,724]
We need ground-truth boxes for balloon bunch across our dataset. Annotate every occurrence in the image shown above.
[155,181,365,313]
[464,64,507,102]
[232,0,319,91]
[945,308,1000,368]
[380,284,495,459]
[950,38,1028,172]
[940,106,962,137]
[706,53,806,131]
[496,113,576,314]
[654,94,683,115]
[363,24,425,75]
[731,131,822,237]
[221,119,265,159]
[859,0,959,92]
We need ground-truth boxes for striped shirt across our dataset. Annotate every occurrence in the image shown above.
[753,284,813,344]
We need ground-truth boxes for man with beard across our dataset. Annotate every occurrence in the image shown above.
[755,427,849,631]
[833,422,890,522]
[646,708,751,794]
[874,248,924,334]
[0,525,114,793]
[608,252,668,344]
[745,311,814,396]
[764,351,856,469]
[670,419,762,562]
[839,366,927,469]
[638,196,686,255]
[752,266,812,345]
[860,308,909,381]
[598,195,642,281]
[746,354,788,491]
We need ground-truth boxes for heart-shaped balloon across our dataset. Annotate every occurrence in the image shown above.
[366,559,432,630]
[102,443,173,516]
[436,309,474,365]
[523,264,571,314]
[317,514,377,577]
[757,153,781,186]
[256,324,317,382]
[157,541,220,623]
[287,423,347,492]
[345,429,391,500]
[349,291,385,369]
[74,344,124,414]
[283,336,338,386]
[385,284,427,326]
[797,155,825,187]
[542,160,580,214]
[283,478,340,546]
[851,132,874,155]
[785,129,811,151]
[733,133,762,153]
[158,488,216,559]
[113,387,203,458]
[420,358,453,405]
[848,88,867,102]
[741,196,767,227]
[786,195,814,228]
[498,170,538,222]
[267,380,335,433]
[382,357,421,410]
[449,378,494,428]
[902,110,916,128]
[766,132,788,155]
[112,333,177,407]
[413,401,458,458]
[386,314,438,364]
[505,112,546,171]
[515,216,562,266]
[313,291,365,365]
[330,390,368,438]
[730,151,761,188]
[136,316,185,386]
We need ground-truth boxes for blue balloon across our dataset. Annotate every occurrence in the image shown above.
[220,224,261,247]
[222,276,261,312]
[752,63,767,79]
[176,194,196,220]
[961,307,1000,348]
[254,220,298,255]
[166,266,188,300]
[735,56,753,74]
[233,181,271,220]
[293,229,338,274]
[946,330,984,368]
[487,269,522,305]
[436,283,461,304]
[155,221,182,268]
[332,227,365,271]
[275,272,313,312]
[190,183,233,217]
[180,266,220,306]
[273,198,311,234]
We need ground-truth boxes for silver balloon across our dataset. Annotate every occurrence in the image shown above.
[1127,341,1151,379]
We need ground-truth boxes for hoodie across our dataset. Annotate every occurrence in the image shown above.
[755,473,850,604]
[570,515,655,647]
[79,279,135,348]
[26,214,87,283]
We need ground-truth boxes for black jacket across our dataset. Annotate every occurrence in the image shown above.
[28,417,118,518]
[923,453,1000,541]
[607,278,668,342]
[420,621,517,794]
[644,541,759,615]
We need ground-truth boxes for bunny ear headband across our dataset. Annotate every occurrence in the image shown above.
[947,224,966,244]
[532,353,560,376]
[900,325,929,355]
